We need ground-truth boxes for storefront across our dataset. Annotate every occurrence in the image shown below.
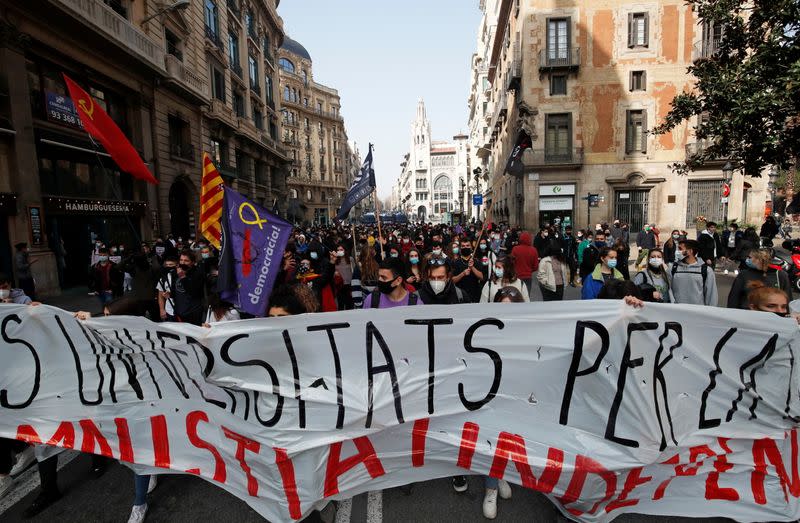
[538,184,575,230]
[43,196,146,288]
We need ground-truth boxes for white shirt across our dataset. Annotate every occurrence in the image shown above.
[156,273,174,316]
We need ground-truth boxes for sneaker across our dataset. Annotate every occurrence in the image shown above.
[128,504,148,523]
[497,479,512,500]
[0,476,13,499]
[147,475,158,494]
[482,488,498,519]
[22,489,62,519]
[452,475,468,493]
[10,447,35,476]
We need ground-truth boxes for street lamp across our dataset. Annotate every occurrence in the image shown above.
[473,167,483,221]
[722,161,734,226]
[142,0,190,24]
[768,165,780,217]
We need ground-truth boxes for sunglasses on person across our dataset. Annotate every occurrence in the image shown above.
[428,256,450,267]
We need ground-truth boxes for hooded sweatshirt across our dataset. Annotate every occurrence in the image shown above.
[510,232,539,280]
[669,258,718,306]
[8,288,31,305]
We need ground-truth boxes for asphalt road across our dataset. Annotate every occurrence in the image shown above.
[0,272,743,523]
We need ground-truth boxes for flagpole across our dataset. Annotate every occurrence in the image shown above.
[86,136,143,246]
[367,143,386,259]
[467,200,494,262]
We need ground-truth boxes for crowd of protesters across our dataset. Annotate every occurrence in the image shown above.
[0,213,798,522]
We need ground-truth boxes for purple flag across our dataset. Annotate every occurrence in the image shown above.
[217,188,292,317]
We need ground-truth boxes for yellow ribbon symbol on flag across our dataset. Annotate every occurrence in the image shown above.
[78,98,95,120]
[239,202,267,229]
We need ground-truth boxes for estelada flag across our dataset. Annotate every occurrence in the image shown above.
[63,74,157,185]
[200,153,224,249]
[504,129,532,177]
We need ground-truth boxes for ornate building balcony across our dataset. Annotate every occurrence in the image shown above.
[164,54,209,104]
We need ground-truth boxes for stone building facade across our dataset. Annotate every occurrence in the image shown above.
[394,100,471,224]
[470,0,768,233]
[0,0,288,295]
[277,36,351,226]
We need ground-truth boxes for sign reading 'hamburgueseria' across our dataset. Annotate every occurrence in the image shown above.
[1,302,799,523]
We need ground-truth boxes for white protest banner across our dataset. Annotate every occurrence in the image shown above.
[1,302,799,522]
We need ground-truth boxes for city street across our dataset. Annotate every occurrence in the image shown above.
[0,271,739,523]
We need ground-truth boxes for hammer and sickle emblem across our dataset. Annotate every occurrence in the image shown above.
[78,98,95,120]
[239,202,267,229]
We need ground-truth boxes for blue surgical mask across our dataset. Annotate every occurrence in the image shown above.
[310,252,319,260]
[595,241,605,248]
[410,257,419,265]
[607,259,618,269]
[390,252,399,258]
[452,247,460,255]
[745,258,756,269]
[99,256,109,262]
[480,244,487,250]
[494,268,504,279]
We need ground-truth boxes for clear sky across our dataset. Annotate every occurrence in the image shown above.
[277,1,482,200]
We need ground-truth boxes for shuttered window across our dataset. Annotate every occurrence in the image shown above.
[628,13,649,48]
[625,110,647,154]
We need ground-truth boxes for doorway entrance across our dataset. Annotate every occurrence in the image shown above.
[169,180,194,239]
[614,189,650,233]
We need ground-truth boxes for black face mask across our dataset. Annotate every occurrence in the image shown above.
[162,266,176,276]
[775,311,790,318]
[178,264,191,272]
[377,279,397,295]
[461,248,472,257]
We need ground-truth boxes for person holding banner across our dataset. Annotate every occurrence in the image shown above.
[581,246,624,300]
[172,251,206,325]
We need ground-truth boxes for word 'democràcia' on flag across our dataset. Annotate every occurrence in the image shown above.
[217,188,292,317]
[1,302,800,522]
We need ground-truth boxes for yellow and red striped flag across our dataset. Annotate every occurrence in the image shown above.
[200,153,225,249]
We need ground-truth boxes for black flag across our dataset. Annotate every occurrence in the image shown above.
[505,129,532,177]
[336,144,376,221]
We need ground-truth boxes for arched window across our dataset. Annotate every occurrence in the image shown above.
[279,58,295,73]
[289,188,298,199]
[433,175,452,214]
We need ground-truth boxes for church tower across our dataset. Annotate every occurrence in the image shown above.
[411,98,431,151]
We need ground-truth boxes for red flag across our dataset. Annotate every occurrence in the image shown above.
[63,74,157,185]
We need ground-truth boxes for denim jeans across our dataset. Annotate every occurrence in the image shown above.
[485,476,498,489]
[134,474,150,506]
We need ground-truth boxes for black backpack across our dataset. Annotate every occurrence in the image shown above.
[370,289,419,308]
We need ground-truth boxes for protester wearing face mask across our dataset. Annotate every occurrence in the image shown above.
[364,258,422,308]
[579,232,607,282]
[405,249,423,288]
[636,224,657,266]
[0,273,38,304]
[171,251,206,325]
[747,281,798,322]
[581,247,624,300]
[333,243,355,310]
[297,247,338,312]
[663,230,681,265]
[726,248,792,309]
[480,258,529,303]
[451,240,485,302]
[429,240,445,258]
[417,257,467,305]
[510,232,539,295]
[633,248,671,303]
[670,240,718,306]
[88,248,123,306]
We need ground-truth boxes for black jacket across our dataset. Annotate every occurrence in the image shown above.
[698,232,724,262]
[727,266,792,309]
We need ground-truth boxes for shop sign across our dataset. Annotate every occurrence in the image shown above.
[28,206,44,247]
[539,184,576,196]
[539,196,574,211]
[45,91,84,130]
[44,197,147,216]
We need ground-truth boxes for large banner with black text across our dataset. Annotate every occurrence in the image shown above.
[1,303,799,522]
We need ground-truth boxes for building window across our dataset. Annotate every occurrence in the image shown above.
[545,113,572,161]
[212,67,225,102]
[165,29,183,61]
[253,107,263,130]
[628,13,649,48]
[279,58,295,73]
[248,55,258,87]
[630,70,646,91]
[317,101,323,112]
[546,18,570,63]
[204,0,219,38]
[625,109,648,154]
[211,138,227,166]
[432,175,452,213]
[233,91,244,118]
[228,32,240,68]
[245,10,256,39]
[262,34,271,56]
[550,74,567,95]
[168,115,192,160]
[318,122,323,132]
[265,75,273,103]
[255,162,267,186]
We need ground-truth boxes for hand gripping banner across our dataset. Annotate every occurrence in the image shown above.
[1,302,800,522]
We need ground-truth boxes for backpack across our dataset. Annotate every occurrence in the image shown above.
[370,289,419,308]
[671,262,708,298]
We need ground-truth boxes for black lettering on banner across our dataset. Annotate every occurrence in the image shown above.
[458,318,504,411]
[606,322,658,448]
[307,323,350,429]
[123,328,162,399]
[0,314,41,409]
[111,331,144,400]
[282,330,306,429]
[726,334,778,422]
[560,321,610,425]
[220,334,283,427]
[84,325,118,403]
[699,328,737,429]
[172,345,226,410]
[184,336,228,410]
[653,322,682,451]
[365,321,404,428]
[784,345,800,422]
[404,318,454,415]
[57,317,103,406]
[151,331,189,399]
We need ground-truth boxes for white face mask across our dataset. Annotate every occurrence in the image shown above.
[649,258,663,268]
[0,289,9,300]
[429,280,446,295]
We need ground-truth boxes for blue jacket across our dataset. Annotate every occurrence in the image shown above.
[581,265,624,300]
